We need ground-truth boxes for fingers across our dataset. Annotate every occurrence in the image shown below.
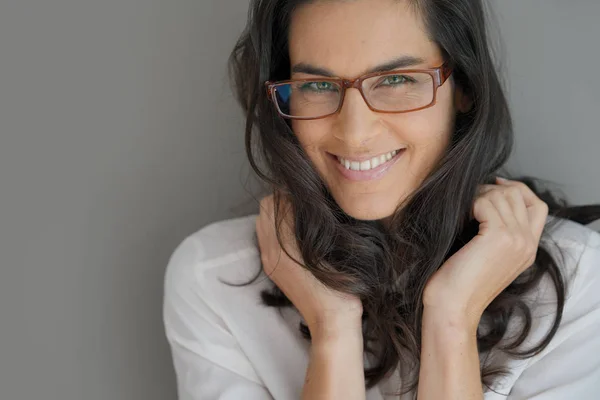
[475,178,548,240]
[472,196,504,230]
[502,183,529,229]
[478,181,527,230]
[496,177,537,208]
[495,177,549,239]
[489,189,521,230]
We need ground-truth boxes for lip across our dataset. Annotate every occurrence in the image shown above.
[330,150,403,162]
[328,149,406,182]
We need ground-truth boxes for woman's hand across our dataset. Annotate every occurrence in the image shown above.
[255,194,363,337]
[423,177,549,331]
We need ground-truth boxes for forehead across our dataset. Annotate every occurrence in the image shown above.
[288,0,441,78]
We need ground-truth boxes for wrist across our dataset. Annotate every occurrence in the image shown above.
[309,313,363,343]
[423,290,483,333]
[422,304,480,337]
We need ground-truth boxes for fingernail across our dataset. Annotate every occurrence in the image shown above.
[496,176,509,183]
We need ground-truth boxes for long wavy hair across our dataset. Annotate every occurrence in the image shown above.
[226,0,600,395]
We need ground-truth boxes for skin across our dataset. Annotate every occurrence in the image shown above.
[256,0,550,399]
[288,0,470,221]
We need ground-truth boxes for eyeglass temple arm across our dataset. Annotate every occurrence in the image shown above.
[439,62,453,85]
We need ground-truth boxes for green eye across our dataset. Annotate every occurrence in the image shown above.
[300,81,337,92]
[385,75,409,85]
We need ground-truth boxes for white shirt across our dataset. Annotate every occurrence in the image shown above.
[163,214,600,399]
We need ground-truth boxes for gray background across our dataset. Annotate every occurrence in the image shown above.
[0,1,598,399]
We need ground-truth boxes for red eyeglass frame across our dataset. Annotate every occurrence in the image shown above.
[265,61,453,120]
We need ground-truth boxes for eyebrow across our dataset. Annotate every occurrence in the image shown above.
[291,55,427,77]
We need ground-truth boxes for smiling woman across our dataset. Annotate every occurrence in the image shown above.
[163,1,600,399]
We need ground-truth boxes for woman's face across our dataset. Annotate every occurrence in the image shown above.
[288,0,469,221]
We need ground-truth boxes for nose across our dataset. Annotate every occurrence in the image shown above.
[333,87,380,148]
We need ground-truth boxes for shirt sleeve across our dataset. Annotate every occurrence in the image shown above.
[163,236,273,400]
[508,229,600,399]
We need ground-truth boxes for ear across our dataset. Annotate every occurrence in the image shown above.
[454,86,473,113]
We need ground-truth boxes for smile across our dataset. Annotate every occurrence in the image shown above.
[327,149,406,182]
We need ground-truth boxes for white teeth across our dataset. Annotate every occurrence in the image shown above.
[337,149,402,172]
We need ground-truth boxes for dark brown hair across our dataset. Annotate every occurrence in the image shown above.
[226,0,600,396]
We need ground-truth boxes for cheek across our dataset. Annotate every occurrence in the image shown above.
[291,120,330,156]
[389,106,454,150]
[385,107,455,178]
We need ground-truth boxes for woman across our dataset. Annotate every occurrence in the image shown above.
[163,0,600,399]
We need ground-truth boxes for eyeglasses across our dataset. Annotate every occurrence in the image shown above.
[265,62,453,120]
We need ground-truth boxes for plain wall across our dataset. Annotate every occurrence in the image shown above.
[0,1,253,399]
[496,0,600,217]
[0,1,598,399]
